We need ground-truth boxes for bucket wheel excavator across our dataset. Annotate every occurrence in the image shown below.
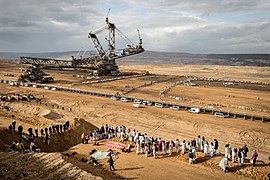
[20,9,144,76]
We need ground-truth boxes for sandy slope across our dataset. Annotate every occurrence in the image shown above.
[0,151,101,180]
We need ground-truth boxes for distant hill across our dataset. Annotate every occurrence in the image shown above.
[0,51,269,67]
[119,51,270,66]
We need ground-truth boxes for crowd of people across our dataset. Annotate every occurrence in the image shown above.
[219,144,259,172]
[5,119,261,173]
[81,124,259,173]
[7,119,70,153]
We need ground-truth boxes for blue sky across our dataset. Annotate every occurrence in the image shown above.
[0,0,269,53]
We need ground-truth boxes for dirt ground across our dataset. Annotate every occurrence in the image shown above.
[0,61,270,179]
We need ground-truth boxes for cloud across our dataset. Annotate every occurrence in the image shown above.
[128,0,270,16]
[148,18,270,53]
[0,0,269,53]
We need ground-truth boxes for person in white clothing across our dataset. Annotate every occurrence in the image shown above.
[225,144,230,158]
[186,141,191,151]
[153,143,157,158]
[140,141,145,154]
[209,142,215,157]
[169,141,174,156]
[145,145,149,157]
[120,131,125,142]
[204,141,210,157]
[162,141,166,155]
[232,148,237,162]
[136,140,140,154]
[219,157,229,172]
[192,147,196,161]
[181,140,186,154]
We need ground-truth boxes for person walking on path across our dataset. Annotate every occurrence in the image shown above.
[108,155,116,171]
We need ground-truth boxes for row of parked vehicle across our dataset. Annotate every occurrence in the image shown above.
[111,96,153,107]
[111,96,229,118]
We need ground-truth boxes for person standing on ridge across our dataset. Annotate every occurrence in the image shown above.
[12,120,16,133]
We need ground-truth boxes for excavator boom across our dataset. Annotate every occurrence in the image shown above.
[20,10,144,75]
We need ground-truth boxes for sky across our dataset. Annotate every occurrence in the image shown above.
[0,0,270,54]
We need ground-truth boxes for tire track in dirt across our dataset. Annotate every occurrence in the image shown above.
[239,130,268,151]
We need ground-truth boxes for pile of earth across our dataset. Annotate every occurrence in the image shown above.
[0,118,124,179]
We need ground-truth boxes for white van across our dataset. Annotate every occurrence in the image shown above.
[111,96,118,100]
[214,112,228,118]
[188,108,200,114]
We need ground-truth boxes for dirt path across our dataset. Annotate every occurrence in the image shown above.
[71,139,270,180]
